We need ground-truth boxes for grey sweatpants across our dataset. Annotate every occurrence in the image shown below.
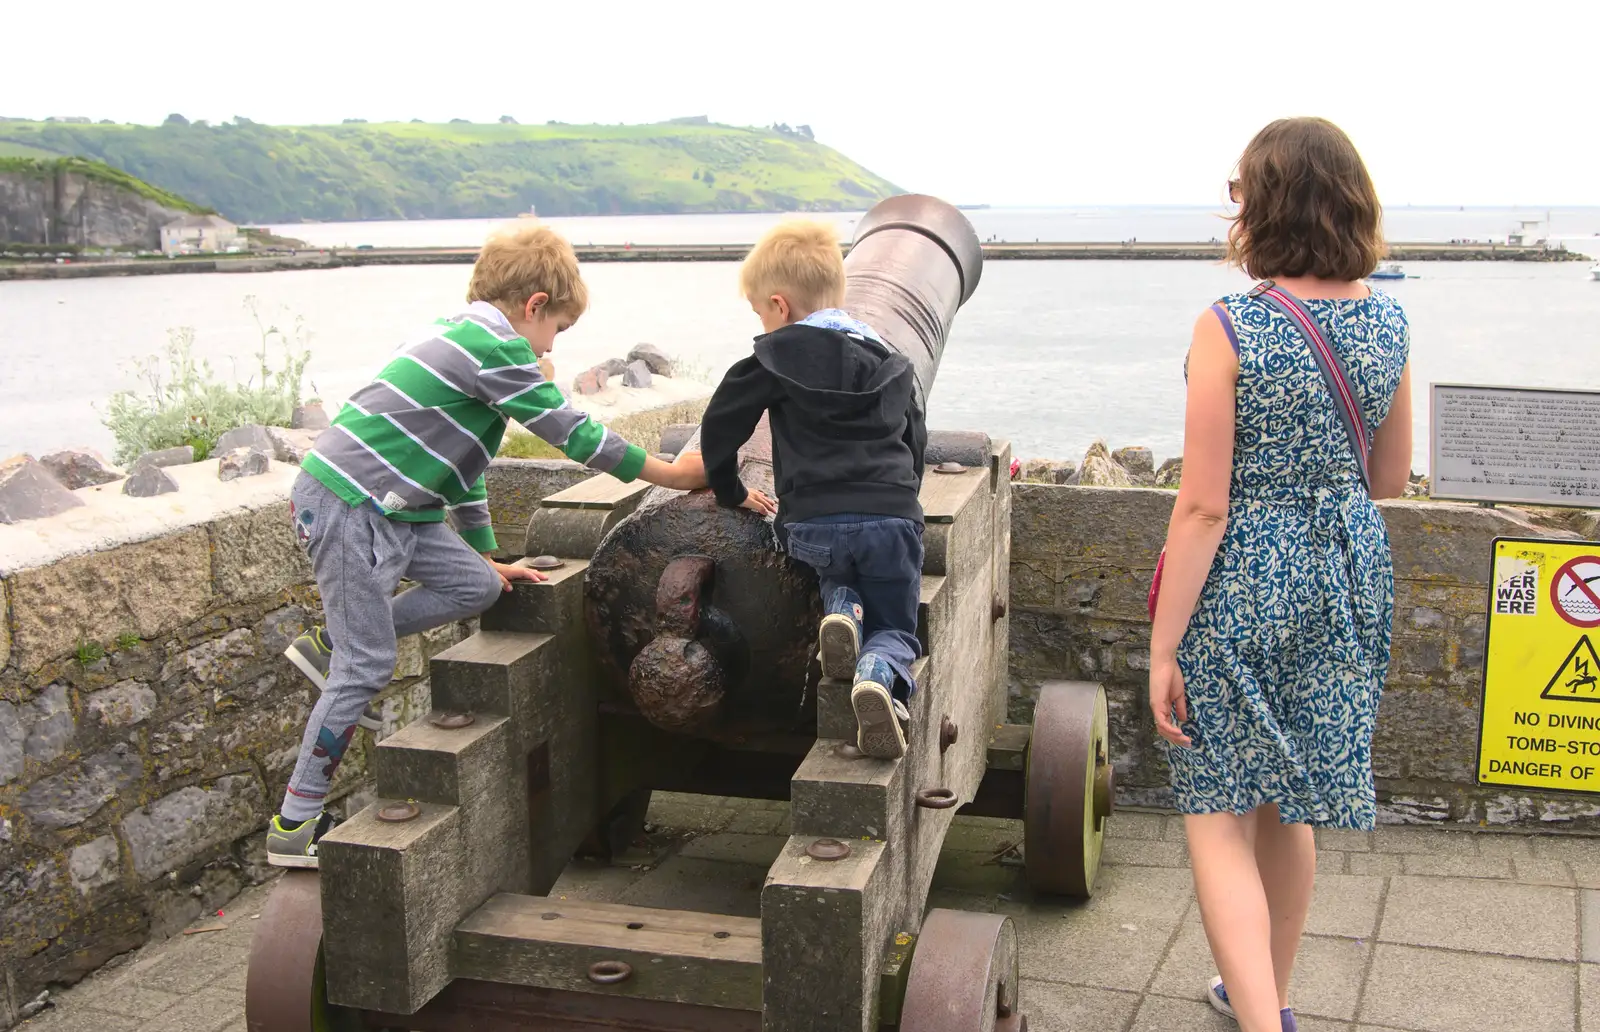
[280,473,502,821]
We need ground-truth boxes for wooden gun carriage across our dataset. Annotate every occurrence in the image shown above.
[246,196,1114,1032]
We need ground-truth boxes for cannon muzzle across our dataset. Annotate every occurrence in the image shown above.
[583,195,982,735]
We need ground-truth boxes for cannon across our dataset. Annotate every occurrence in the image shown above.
[246,196,1114,1032]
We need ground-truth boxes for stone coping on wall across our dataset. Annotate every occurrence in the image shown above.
[0,460,300,577]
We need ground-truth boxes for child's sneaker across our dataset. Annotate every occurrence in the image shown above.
[266,812,337,869]
[818,588,863,680]
[283,627,380,731]
[1205,977,1297,1031]
[851,654,909,759]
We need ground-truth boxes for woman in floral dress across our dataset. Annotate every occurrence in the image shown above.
[1148,118,1414,1032]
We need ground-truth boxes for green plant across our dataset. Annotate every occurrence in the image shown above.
[496,429,565,460]
[114,632,142,650]
[75,641,106,667]
[101,296,314,465]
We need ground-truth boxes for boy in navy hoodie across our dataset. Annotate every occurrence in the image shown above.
[700,221,927,759]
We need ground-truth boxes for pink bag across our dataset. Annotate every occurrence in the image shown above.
[1147,551,1165,620]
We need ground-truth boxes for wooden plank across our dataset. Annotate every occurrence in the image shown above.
[364,979,761,1032]
[539,476,652,510]
[917,466,985,524]
[455,894,763,1012]
[986,724,1032,772]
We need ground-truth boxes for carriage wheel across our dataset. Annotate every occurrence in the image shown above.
[899,909,1022,1031]
[246,871,359,1032]
[1024,681,1113,898]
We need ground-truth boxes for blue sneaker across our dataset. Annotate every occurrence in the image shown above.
[818,588,863,680]
[850,654,909,759]
[1206,978,1296,1031]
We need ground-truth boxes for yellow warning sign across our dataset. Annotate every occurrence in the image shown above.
[1478,538,1600,794]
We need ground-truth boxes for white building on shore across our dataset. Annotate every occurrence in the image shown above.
[161,214,241,255]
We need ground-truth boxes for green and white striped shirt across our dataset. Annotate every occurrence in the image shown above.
[302,302,646,552]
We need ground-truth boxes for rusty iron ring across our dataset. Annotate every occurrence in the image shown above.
[899,909,1022,1031]
[587,960,633,985]
[806,837,851,861]
[1024,681,1112,898]
[933,461,967,474]
[527,555,565,570]
[939,717,959,753]
[377,801,421,823]
[429,710,475,730]
[915,788,958,810]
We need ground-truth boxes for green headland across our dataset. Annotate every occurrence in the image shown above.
[0,116,901,223]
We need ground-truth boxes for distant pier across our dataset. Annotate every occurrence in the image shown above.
[0,240,1587,280]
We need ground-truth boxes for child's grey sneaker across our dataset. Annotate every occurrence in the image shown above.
[1206,978,1297,1031]
[818,588,863,680]
[851,654,908,760]
[283,626,381,731]
[266,812,336,869]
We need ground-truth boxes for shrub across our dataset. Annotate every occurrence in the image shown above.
[102,296,314,465]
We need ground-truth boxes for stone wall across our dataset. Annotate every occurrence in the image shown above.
[0,458,597,1026]
[1007,483,1600,829]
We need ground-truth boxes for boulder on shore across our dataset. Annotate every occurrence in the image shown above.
[626,344,673,377]
[291,403,330,431]
[122,463,179,498]
[215,424,274,454]
[1113,446,1155,484]
[133,445,195,469]
[0,455,84,524]
[40,449,122,490]
[218,447,271,482]
[1022,458,1076,484]
[266,427,319,464]
[574,368,608,396]
[1076,440,1133,487]
[1154,457,1183,489]
[622,360,653,388]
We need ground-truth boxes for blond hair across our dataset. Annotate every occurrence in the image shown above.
[739,220,846,315]
[467,223,589,320]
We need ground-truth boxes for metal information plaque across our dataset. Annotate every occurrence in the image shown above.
[1430,383,1600,508]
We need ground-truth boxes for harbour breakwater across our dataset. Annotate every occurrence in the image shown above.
[0,240,1586,281]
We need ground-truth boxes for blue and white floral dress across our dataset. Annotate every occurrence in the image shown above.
[1167,290,1410,830]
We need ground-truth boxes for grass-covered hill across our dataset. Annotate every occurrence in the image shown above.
[0,117,902,223]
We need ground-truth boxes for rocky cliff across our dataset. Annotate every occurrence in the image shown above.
[0,160,205,249]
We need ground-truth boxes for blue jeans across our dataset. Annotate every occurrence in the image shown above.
[785,514,924,699]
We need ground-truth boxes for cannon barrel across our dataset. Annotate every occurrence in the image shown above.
[582,195,983,735]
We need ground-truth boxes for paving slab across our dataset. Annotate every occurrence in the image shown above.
[1359,943,1575,1032]
[1102,836,1190,868]
[1399,853,1513,879]
[131,990,240,1032]
[1581,963,1598,1032]
[1584,889,1600,964]
[616,855,767,918]
[1308,875,1387,939]
[1150,922,1367,1022]
[676,831,788,866]
[1007,865,1193,992]
[1514,857,1577,887]
[1379,875,1577,960]
[1018,979,1140,1031]
[1347,853,1404,876]
[1371,827,1480,856]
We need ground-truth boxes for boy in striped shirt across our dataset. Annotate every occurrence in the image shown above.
[266,224,707,868]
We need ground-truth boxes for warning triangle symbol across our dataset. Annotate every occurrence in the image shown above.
[1540,635,1600,703]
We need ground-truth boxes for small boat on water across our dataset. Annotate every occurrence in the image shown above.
[1367,263,1406,280]
[517,204,538,219]
[1590,263,1600,281]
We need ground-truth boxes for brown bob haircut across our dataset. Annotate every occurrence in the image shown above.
[1226,117,1385,282]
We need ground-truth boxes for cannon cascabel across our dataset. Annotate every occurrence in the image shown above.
[583,195,984,735]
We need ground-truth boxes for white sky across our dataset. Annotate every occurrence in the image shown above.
[4,0,1595,206]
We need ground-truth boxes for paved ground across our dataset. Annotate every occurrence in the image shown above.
[15,794,1600,1032]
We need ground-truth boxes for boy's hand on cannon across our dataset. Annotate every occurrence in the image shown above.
[483,554,548,591]
[740,488,778,517]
